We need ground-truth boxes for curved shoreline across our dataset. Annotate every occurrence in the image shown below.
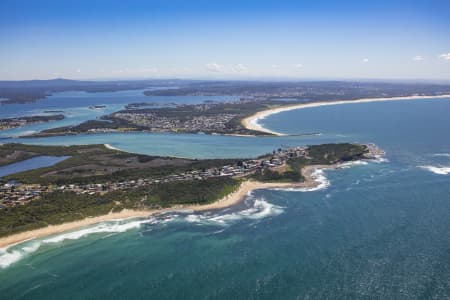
[241,94,450,136]
[0,165,330,249]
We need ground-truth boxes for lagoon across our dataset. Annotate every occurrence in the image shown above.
[0,156,69,178]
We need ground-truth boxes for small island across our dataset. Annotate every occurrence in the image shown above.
[0,142,384,247]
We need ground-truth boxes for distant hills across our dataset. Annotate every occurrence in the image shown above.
[0,78,184,104]
[1,78,450,105]
[0,78,96,88]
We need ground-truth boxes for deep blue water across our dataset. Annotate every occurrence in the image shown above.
[0,156,69,178]
[0,97,449,299]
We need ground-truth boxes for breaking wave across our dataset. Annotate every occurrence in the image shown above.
[273,169,331,192]
[372,156,389,163]
[0,241,41,269]
[0,196,285,269]
[339,160,369,168]
[0,218,153,269]
[431,153,450,158]
[0,154,387,270]
[42,219,153,243]
[419,165,450,175]
[183,196,284,226]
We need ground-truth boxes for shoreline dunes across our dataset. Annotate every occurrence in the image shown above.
[0,165,327,249]
[241,94,450,135]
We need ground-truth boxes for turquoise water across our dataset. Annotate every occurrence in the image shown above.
[0,90,239,138]
[0,156,69,178]
[6,133,337,159]
[0,98,449,299]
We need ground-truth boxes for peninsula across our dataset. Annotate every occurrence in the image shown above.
[0,142,383,247]
[0,114,65,131]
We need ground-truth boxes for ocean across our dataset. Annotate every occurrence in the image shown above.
[0,94,449,299]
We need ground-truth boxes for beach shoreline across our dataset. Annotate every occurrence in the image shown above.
[241,94,450,136]
[0,164,331,249]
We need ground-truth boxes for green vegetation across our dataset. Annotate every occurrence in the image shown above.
[0,143,116,166]
[252,143,368,183]
[252,168,302,182]
[307,143,368,164]
[0,143,240,185]
[126,177,240,207]
[0,177,241,237]
[0,142,370,238]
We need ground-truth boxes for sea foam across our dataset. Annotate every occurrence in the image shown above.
[339,160,369,168]
[42,219,153,244]
[273,169,331,192]
[431,153,450,158]
[0,218,152,269]
[0,241,41,269]
[183,196,284,226]
[419,165,450,175]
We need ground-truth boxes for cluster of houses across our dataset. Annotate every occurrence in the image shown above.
[0,146,308,208]
[0,183,49,208]
[111,111,237,133]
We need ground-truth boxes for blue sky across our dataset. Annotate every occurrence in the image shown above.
[1,0,449,80]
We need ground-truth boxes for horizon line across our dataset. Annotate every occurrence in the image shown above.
[1,77,450,84]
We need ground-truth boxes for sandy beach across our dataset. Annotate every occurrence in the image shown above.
[0,164,330,249]
[241,94,450,136]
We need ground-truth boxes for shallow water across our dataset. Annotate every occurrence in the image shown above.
[0,97,449,299]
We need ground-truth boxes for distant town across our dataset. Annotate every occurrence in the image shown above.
[2,79,450,138]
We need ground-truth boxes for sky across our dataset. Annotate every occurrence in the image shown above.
[1,0,450,81]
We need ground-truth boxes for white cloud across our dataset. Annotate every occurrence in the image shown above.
[206,62,224,72]
[205,63,248,73]
[293,63,303,69]
[76,69,81,73]
[413,55,424,62]
[271,64,279,70]
[362,58,369,63]
[438,53,450,60]
[111,68,158,75]
[232,64,248,73]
